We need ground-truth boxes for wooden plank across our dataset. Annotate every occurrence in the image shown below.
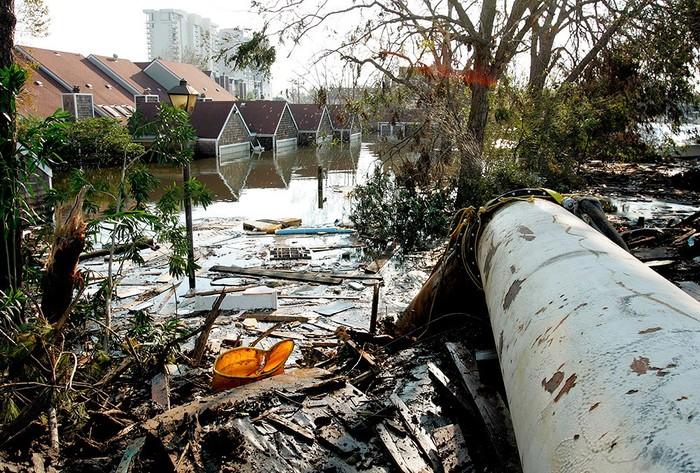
[376,422,433,473]
[239,313,310,323]
[431,424,471,473]
[143,368,329,432]
[210,265,343,285]
[263,413,315,443]
[191,292,229,366]
[426,362,473,412]
[632,246,677,262]
[444,342,521,472]
[182,285,256,298]
[390,394,443,472]
[250,322,284,347]
[645,259,675,268]
[243,220,282,233]
[279,294,361,300]
[343,339,379,372]
[245,327,307,341]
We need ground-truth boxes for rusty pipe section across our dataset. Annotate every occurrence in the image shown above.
[477,199,700,473]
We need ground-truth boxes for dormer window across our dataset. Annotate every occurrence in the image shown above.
[34,80,43,86]
[85,83,93,88]
[105,84,112,89]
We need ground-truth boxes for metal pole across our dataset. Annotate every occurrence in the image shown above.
[476,198,700,473]
[317,165,323,209]
[370,284,380,334]
[183,163,196,290]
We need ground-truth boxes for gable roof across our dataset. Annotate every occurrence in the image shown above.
[88,54,170,102]
[148,59,235,101]
[17,66,65,118]
[288,104,326,132]
[237,100,288,135]
[135,101,247,140]
[17,45,135,119]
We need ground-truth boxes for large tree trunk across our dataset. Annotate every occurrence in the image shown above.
[456,48,492,207]
[0,0,20,292]
[528,24,553,99]
[0,0,15,67]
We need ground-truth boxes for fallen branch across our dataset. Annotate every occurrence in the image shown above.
[190,291,228,367]
[251,322,285,347]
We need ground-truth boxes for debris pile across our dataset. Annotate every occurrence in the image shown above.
[2,156,698,472]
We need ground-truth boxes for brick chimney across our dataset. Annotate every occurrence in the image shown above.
[61,86,95,120]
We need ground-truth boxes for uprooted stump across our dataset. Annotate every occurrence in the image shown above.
[41,188,87,327]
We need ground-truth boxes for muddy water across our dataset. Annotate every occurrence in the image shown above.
[59,141,381,226]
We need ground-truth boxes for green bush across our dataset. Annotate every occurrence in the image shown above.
[57,117,144,168]
[459,157,544,209]
[350,167,454,253]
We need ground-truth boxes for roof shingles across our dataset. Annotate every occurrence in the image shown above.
[17,66,65,118]
[153,59,235,102]
[237,101,287,135]
[18,45,135,115]
[288,104,324,132]
[90,54,170,102]
[135,101,240,139]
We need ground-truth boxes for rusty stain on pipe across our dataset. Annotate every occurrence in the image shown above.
[476,199,700,473]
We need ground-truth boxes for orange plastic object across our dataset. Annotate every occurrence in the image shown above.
[211,339,295,392]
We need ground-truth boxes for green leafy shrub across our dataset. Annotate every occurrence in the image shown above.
[57,117,144,168]
[350,167,454,253]
[459,157,544,208]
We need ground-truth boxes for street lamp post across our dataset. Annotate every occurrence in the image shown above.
[168,79,199,291]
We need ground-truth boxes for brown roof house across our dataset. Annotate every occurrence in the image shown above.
[328,105,362,143]
[288,104,333,146]
[377,108,424,140]
[237,101,298,154]
[16,45,137,121]
[135,101,252,160]
[17,66,66,118]
[141,59,235,102]
[86,54,170,103]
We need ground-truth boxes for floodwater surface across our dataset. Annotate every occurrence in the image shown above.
[59,141,381,226]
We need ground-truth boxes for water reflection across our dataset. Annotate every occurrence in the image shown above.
[198,141,371,225]
[58,141,377,226]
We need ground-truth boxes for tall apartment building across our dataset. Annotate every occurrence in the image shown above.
[144,9,217,71]
[215,27,271,100]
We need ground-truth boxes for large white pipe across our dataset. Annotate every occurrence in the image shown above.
[476,198,700,473]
